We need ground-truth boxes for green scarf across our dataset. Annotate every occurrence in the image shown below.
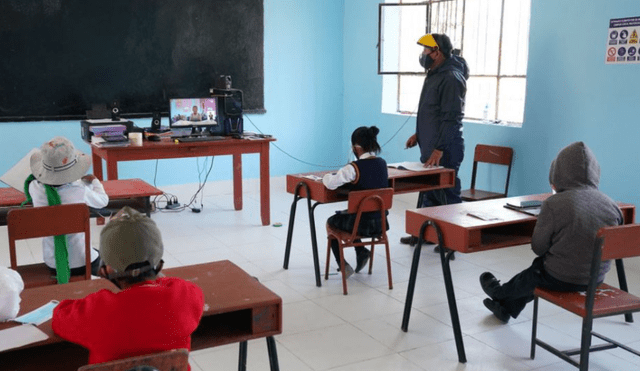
[23,174,70,284]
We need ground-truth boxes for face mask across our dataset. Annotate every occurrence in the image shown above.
[419,53,434,69]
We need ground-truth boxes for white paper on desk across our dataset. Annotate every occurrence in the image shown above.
[466,212,502,221]
[0,148,38,192]
[14,300,59,326]
[0,324,49,352]
[303,174,323,181]
[388,162,443,172]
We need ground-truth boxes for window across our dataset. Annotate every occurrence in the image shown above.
[379,0,531,126]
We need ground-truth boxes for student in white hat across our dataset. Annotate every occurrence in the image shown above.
[24,136,109,283]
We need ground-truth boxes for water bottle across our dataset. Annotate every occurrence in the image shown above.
[482,103,490,124]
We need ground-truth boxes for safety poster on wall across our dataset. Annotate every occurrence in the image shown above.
[606,16,640,64]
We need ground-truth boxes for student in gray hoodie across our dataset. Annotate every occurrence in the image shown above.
[479,141,623,322]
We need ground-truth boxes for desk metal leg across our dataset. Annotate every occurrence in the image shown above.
[439,244,466,363]
[616,259,634,323]
[238,341,248,371]
[401,220,466,363]
[266,336,280,371]
[401,234,423,332]
[283,182,323,287]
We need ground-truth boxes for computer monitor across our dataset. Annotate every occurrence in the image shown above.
[169,97,219,133]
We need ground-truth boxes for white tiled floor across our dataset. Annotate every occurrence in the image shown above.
[4,176,640,370]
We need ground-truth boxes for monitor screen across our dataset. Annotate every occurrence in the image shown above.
[169,98,219,128]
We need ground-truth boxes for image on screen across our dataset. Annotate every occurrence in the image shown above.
[169,98,218,127]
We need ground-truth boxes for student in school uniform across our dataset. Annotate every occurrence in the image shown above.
[479,141,623,323]
[24,136,109,283]
[323,126,389,277]
[52,206,204,367]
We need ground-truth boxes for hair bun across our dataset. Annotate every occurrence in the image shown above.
[368,126,380,137]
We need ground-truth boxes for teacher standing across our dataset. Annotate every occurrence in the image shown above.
[401,33,469,246]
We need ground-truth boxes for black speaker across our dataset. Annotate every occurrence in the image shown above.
[111,100,120,121]
[150,112,161,132]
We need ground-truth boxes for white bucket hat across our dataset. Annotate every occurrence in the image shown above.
[30,137,91,185]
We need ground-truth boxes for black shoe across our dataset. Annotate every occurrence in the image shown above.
[355,249,371,273]
[400,236,418,245]
[479,272,501,299]
[433,245,455,260]
[483,298,510,323]
[337,263,354,279]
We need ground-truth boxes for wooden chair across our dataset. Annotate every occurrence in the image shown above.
[324,188,393,295]
[7,203,92,288]
[530,223,640,370]
[77,348,189,371]
[460,144,514,201]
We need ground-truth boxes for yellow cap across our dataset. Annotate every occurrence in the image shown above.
[417,34,439,49]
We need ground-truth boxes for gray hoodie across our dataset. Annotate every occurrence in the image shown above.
[531,141,623,285]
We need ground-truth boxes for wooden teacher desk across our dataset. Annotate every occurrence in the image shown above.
[401,193,636,363]
[91,137,275,226]
[0,260,282,371]
[283,167,455,287]
[0,178,163,225]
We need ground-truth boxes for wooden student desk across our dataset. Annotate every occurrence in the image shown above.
[91,137,275,226]
[283,167,455,287]
[0,178,163,225]
[401,193,636,363]
[0,260,282,371]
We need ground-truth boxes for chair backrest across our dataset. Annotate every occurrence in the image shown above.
[7,203,91,280]
[77,349,189,371]
[597,223,640,261]
[346,188,394,214]
[470,144,514,195]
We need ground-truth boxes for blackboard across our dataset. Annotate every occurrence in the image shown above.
[0,0,264,122]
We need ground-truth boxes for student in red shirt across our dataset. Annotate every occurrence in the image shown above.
[52,206,204,366]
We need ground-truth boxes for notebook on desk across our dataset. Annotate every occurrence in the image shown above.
[504,203,542,216]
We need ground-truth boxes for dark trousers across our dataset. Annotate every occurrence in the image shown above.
[421,137,464,207]
[327,212,385,266]
[493,257,588,318]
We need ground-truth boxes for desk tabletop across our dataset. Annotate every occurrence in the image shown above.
[406,194,635,253]
[0,178,162,207]
[286,166,455,203]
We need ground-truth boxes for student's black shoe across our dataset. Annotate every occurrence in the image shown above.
[483,298,510,323]
[338,263,354,279]
[355,249,371,273]
[433,245,455,260]
[400,236,418,245]
[479,272,501,299]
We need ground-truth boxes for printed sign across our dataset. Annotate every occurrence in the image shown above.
[606,16,640,64]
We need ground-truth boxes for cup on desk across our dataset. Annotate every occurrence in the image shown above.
[129,132,143,146]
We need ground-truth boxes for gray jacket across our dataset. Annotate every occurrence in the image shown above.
[531,141,623,285]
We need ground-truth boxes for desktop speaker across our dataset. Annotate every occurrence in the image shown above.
[111,100,120,120]
[151,112,161,132]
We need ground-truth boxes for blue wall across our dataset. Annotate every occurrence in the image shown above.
[2,0,639,211]
[0,0,345,186]
[343,0,640,208]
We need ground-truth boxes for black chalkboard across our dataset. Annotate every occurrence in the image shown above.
[0,0,264,122]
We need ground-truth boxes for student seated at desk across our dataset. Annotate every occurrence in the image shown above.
[479,141,623,323]
[52,207,204,367]
[323,126,389,278]
[24,137,109,283]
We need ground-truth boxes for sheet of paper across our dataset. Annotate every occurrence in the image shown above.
[303,174,323,181]
[466,212,502,221]
[0,148,38,192]
[388,162,443,172]
[0,324,49,352]
[14,300,59,326]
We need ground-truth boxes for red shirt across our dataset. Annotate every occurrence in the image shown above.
[52,277,204,366]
